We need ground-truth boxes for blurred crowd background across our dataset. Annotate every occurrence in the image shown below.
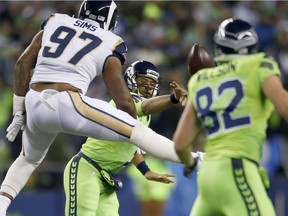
[1,1,288,216]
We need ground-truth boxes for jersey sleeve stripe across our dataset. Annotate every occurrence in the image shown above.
[260,62,273,70]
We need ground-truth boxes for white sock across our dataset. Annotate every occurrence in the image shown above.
[0,195,11,216]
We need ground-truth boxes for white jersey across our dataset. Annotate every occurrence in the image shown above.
[30,13,127,94]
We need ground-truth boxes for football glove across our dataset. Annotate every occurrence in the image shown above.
[185,151,205,178]
[191,151,205,171]
[6,111,26,142]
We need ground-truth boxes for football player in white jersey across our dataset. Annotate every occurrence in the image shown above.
[0,1,201,215]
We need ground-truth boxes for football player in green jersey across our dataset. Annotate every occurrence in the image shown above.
[174,18,288,216]
[63,60,203,216]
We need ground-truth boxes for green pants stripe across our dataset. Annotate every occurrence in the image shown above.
[232,159,260,216]
[68,155,80,216]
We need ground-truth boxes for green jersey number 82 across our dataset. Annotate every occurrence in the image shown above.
[195,79,251,135]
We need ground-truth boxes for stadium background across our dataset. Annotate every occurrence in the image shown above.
[0,1,288,215]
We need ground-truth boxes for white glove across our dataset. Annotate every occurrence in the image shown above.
[184,151,205,178]
[6,111,26,142]
[191,151,205,171]
[195,151,205,170]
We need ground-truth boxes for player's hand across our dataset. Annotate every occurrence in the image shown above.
[185,151,205,178]
[183,158,198,179]
[170,81,187,106]
[144,171,175,184]
[6,111,26,142]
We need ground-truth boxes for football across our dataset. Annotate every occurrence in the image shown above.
[186,43,214,76]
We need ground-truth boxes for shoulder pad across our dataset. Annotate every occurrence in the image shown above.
[41,13,56,30]
[40,19,47,30]
[112,40,127,65]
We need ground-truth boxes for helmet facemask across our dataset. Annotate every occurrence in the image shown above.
[124,61,162,98]
[135,75,160,98]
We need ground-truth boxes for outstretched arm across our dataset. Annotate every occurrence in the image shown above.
[131,153,175,184]
[141,81,187,115]
[173,102,202,170]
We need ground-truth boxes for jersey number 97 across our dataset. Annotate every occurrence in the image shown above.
[43,26,102,65]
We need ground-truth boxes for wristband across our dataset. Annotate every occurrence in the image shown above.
[183,158,198,178]
[170,93,179,104]
[136,161,150,175]
[13,94,25,115]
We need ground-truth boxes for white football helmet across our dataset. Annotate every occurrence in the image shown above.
[78,0,118,31]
